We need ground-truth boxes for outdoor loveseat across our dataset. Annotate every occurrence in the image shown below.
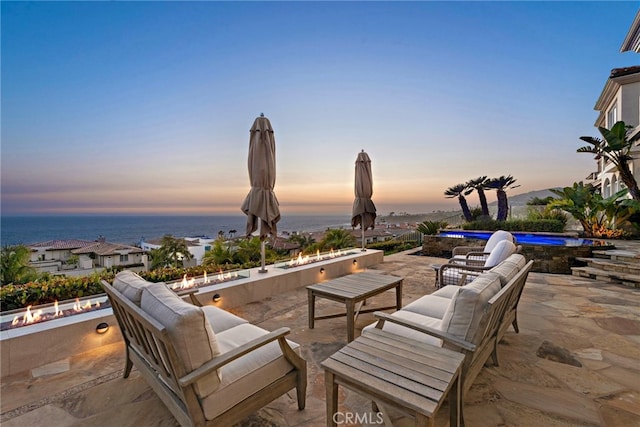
[363,254,533,403]
[102,270,307,427]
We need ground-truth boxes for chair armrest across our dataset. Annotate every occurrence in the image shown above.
[464,251,490,259]
[373,312,476,352]
[178,327,292,387]
[439,263,490,286]
[174,287,202,306]
[452,246,482,256]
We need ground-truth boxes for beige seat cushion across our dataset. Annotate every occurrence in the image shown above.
[202,306,249,333]
[445,273,502,344]
[432,285,459,299]
[141,284,222,398]
[112,270,154,306]
[361,297,460,348]
[403,294,452,319]
[201,323,299,420]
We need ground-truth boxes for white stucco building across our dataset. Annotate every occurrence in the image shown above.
[589,66,640,198]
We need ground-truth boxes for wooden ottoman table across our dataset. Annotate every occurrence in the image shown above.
[307,271,403,342]
[321,328,464,427]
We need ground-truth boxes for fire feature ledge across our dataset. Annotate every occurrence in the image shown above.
[0,249,383,380]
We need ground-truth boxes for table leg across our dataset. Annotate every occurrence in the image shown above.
[415,412,432,427]
[450,371,461,427]
[325,371,338,427]
[308,289,315,329]
[346,299,355,342]
[396,281,403,310]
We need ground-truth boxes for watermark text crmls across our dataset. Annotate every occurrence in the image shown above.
[332,411,384,425]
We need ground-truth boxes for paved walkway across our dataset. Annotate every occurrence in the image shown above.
[1,249,639,426]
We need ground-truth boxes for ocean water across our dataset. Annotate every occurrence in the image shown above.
[0,215,352,246]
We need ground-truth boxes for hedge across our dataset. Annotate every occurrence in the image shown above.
[461,219,565,233]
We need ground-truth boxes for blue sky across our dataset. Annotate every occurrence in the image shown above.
[2,1,638,216]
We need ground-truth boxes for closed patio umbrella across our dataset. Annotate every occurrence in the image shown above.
[241,114,280,272]
[351,150,376,251]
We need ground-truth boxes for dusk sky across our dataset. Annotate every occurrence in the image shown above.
[2,1,638,217]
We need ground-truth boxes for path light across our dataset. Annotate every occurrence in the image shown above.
[353,259,358,265]
[212,294,221,303]
[320,268,325,274]
[95,322,109,334]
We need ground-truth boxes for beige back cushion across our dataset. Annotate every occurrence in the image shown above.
[112,270,152,306]
[445,273,502,344]
[503,253,526,269]
[484,240,516,267]
[141,284,222,397]
[488,261,521,287]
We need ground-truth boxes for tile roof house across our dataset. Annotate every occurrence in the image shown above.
[28,239,145,273]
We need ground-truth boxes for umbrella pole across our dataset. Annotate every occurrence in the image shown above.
[361,214,366,252]
[259,220,267,273]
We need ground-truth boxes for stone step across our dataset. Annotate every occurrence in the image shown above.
[575,257,640,275]
[591,249,640,263]
[571,266,640,288]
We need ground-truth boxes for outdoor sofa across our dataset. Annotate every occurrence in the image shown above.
[102,270,307,427]
[363,253,533,406]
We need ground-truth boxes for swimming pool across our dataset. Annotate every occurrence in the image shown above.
[438,230,611,247]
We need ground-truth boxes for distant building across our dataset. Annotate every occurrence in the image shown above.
[140,236,216,266]
[28,239,145,273]
[621,9,640,53]
[588,66,640,197]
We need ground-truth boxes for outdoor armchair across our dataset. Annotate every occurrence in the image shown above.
[451,230,515,266]
[102,270,307,427]
[440,239,517,287]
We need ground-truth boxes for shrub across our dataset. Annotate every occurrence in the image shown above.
[462,219,565,233]
[416,220,448,235]
[367,240,418,254]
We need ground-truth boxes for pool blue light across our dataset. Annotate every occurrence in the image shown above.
[438,231,608,247]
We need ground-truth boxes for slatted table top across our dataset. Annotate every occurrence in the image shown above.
[306,271,402,300]
[322,327,465,421]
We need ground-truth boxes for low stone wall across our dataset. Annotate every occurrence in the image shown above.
[422,235,600,274]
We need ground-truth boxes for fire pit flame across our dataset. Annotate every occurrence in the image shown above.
[6,297,106,330]
[287,248,346,268]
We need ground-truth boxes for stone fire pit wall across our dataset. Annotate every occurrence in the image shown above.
[0,249,384,379]
[422,235,595,274]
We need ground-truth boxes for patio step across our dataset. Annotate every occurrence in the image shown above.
[575,257,640,276]
[571,266,640,289]
[591,249,640,263]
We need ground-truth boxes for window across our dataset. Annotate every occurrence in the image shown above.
[119,254,129,263]
[607,104,617,128]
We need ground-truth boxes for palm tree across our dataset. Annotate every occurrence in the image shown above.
[578,121,640,201]
[466,176,491,217]
[0,245,36,286]
[150,235,193,269]
[288,233,316,251]
[319,228,356,251]
[235,237,271,264]
[202,239,234,266]
[444,183,473,222]
[487,175,518,221]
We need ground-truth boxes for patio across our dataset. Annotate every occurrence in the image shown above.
[1,249,639,426]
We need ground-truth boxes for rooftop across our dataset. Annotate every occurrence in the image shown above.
[1,248,639,426]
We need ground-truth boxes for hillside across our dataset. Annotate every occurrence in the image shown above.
[379,188,562,227]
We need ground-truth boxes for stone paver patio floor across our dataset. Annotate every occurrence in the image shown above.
[1,249,639,426]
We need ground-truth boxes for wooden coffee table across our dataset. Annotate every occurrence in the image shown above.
[322,327,465,427]
[307,271,403,342]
